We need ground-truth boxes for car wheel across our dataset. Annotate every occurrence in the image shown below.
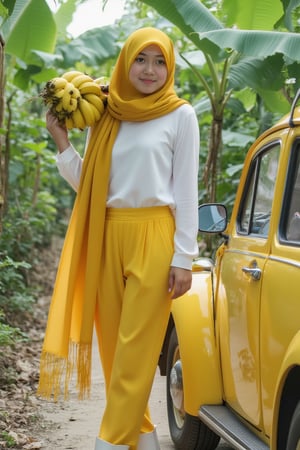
[166,326,220,450]
[287,402,300,450]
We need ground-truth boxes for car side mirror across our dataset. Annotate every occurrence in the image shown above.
[198,204,227,233]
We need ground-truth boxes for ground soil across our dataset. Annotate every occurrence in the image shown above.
[0,237,231,450]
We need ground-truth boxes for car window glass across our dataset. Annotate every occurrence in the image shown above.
[239,167,256,233]
[285,145,300,242]
[238,143,280,236]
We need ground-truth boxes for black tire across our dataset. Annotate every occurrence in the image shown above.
[286,402,300,450]
[166,327,220,450]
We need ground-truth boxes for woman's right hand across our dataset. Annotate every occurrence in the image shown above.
[46,111,71,153]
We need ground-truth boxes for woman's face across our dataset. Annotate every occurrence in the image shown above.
[128,44,168,95]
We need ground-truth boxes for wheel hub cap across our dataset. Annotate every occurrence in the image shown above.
[170,360,183,411]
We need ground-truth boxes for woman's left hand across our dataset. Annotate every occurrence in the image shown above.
[168,267,192,299]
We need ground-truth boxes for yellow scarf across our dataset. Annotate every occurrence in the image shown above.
[38,27,187,400]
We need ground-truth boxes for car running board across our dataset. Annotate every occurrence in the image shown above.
[199,405,269,450]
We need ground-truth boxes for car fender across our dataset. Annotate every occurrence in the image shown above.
[270,330,300,449]
[171,270,223,416]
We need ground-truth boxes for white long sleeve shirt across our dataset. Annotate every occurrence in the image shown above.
[56,103,200,269]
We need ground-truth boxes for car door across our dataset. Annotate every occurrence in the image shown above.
[259,134,300,438]
[217,138,282,429]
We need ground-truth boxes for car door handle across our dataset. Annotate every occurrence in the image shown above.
[242,261,262,280]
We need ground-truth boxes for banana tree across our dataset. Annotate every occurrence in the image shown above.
[139,0,300,202]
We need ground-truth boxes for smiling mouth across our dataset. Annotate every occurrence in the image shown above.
[140,79,156,83]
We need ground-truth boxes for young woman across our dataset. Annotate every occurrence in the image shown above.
[38,27,200,450]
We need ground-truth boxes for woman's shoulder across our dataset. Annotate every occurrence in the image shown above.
[167,103,198,127]
[153,103,198,131]
[171,102,197,118]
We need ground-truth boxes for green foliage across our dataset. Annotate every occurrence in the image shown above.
[223,0,284,30]
[0,431,17,448]
[0,310,27,347]
[3,1,120,91]
[55,26,119,69]
[200,28,300,65]
[3,0,57,61]
[2,83,72,249]
[0,256,34,316]
[0,3,9,24]
[52,0,78,36]
[0,79,77,344]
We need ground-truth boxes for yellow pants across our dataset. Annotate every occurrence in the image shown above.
[94,207,174,449]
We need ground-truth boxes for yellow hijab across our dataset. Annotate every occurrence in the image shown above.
[38,27,187,400]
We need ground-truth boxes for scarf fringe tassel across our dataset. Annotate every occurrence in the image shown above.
[37,341,92,401]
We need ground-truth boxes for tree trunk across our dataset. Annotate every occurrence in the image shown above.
[0,34,5,234]
[203,117,223,203]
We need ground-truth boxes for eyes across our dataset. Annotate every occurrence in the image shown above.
[135,55,166,66]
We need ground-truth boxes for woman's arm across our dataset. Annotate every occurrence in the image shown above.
[169,105,200,299]
[172,106,200,265]
[46,111,83,191]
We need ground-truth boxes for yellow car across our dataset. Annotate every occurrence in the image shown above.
[159,92,300,450]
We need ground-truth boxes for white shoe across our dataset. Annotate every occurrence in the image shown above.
[94,437,129,450]
[137,427,160,450]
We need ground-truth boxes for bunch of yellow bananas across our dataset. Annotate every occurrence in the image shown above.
[40,70,109,130]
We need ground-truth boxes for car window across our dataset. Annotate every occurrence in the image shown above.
[282,142,300,243]
[238,143,280,236]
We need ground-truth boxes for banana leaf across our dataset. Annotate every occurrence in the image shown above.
[222,0,284,30]
[197,28,300,61]
[56,25,119,68]
[4,0,56,63]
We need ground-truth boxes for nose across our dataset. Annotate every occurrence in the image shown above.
[143,61,155,74]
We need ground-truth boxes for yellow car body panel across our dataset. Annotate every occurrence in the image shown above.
[171,267,223,416]
[270,331,300,449]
